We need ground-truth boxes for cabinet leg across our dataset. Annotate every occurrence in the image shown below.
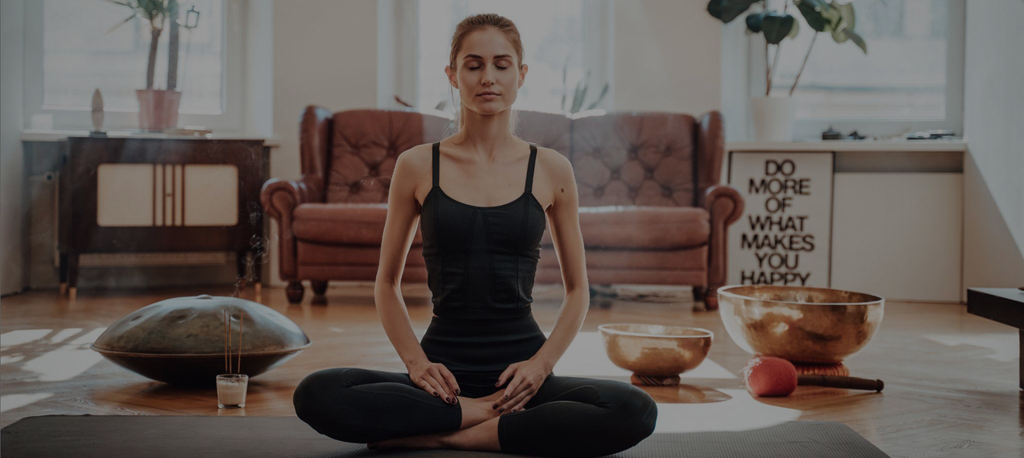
[236,250,250,287]
[59,252,68,295]
[68,252,80,300]
[286,281,304,304]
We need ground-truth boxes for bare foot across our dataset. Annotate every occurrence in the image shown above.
[456,391,505,429]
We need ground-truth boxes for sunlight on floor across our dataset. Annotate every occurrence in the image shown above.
[2,328,108,382]
[653,389,802,433]
[923,332,1019,362]
[0,393,55,414]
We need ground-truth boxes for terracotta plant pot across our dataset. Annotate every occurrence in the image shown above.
[136,89,182,131]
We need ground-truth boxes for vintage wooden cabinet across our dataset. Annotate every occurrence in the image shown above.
[56,137,268,299]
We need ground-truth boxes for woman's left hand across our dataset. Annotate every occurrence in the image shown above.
[493,359,552,413]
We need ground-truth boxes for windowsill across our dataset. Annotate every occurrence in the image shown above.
[726,139,967,153]
[20,129,280,148]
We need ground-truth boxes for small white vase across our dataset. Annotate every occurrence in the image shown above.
[750,96,796,142]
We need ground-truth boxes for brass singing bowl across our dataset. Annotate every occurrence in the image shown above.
[598,324,713,378]
[717,285,884,364]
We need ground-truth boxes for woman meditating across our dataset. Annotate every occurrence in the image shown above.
[292,13,658,458]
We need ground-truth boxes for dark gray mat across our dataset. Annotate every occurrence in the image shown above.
[0,415,889,458]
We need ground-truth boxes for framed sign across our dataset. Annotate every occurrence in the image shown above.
[727,152,834,287]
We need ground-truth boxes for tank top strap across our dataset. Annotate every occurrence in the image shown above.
[525,143,538,194]
[432,142,440,188]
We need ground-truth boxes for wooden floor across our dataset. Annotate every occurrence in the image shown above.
[1,283,1021,457]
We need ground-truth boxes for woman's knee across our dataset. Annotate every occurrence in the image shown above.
[293,367,362,420]
[605,383,658,443]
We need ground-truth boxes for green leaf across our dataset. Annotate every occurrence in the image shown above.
[831,1,856,31]
[795,0,832,32]
[762,13,795,44]
[105,13,137,35]
[746,12,765,33]
[707,0,760,24]
[586,84,609,111]
[845,28,868,53]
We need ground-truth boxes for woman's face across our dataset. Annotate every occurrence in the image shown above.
[446,28,528,116]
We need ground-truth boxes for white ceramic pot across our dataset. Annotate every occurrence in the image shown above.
[750,96,796,142]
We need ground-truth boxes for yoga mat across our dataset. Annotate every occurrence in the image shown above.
[1,415,889,458]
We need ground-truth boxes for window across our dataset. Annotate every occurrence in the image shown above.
[384,0,613,116]
[25,0,245,131]
[745,0,964,139]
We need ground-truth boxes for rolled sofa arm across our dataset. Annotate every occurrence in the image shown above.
[704,184,745,308]
[260,178,317,281]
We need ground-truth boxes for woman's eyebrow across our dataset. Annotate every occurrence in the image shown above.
[463,54,512,60]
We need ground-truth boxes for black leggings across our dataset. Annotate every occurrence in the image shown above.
[293,367,658,457]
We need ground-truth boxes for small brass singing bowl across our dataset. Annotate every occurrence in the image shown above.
[598,324,714,386]
[717,285,885,365]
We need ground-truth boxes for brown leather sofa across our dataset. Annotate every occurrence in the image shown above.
[261,107,744,308]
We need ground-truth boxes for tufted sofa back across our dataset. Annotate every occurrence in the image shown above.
[303,108,724,209]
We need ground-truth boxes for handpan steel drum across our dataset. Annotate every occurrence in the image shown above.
[91,295,311,386]
[717,285,884,364]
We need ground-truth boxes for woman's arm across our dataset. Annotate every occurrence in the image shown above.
[374,148,460,403]
[528,150,590,373]
[374,149,431,369]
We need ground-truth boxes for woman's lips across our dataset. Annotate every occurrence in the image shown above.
[478,94,499,100]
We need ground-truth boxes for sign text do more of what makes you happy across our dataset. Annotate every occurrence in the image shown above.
[727,152,833,287]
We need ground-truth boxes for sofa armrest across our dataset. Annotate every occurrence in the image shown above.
[260,178,314,281]
[704,184,745,306]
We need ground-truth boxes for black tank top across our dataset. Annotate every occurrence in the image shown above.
[419,141,546,321]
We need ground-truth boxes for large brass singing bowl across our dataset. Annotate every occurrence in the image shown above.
[598,324,713,384]
[717,285,884,364]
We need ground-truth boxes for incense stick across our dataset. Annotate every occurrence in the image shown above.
[223,309,228,373]
[237,310,244,375]
[228,306,233,374]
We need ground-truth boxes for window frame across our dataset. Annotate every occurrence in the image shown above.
[740,0,965,141]
[23,0,247,132]
[381,0,614,114]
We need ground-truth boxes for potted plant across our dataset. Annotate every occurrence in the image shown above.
[707,0,867,141]
[108,0,182,131]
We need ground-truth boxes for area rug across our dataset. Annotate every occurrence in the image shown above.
[0,415,889,457]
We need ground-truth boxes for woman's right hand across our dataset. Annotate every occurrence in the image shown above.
[407,360,461,405]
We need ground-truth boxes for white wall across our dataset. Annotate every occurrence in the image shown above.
[269,0,380,286]
[1,0,26,296]
[962,0,1024,293]
[613,0,722,115]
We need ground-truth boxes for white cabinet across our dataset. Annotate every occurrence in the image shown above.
[830,173,963,302]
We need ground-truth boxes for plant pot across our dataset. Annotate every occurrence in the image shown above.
[750,96,796,142]
[136,89,182,131]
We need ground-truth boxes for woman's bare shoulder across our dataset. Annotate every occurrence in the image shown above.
[534,146,574,182]
[394,143,434,178]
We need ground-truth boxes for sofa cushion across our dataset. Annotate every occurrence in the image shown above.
[541,206,709,250]
[292,203,424,246]
[571,112,698,208]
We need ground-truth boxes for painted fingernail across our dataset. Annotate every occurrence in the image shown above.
[446,397,450,402]
[433,391,438,396]
[511,409,516,413]
[492,404,498,409]
[504,395,508,400]
[456,390,460,395]
[499,407,504,412]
